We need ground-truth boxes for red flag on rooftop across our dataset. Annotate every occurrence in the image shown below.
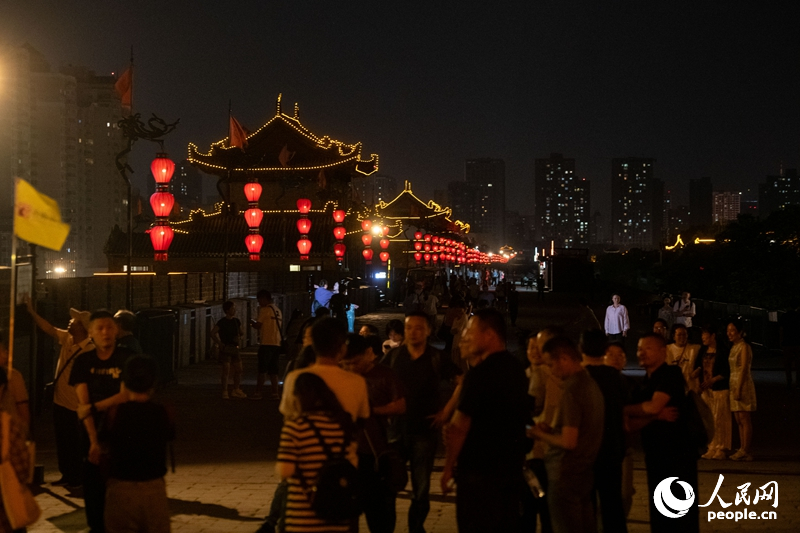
[114,66,132,110]
[229,115,248,150]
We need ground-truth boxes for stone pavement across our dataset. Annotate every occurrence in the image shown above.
[26,291,800,532]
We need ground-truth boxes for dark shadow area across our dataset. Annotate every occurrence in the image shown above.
[167,498,263,522]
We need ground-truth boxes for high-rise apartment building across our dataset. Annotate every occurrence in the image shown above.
[464,158,506,248]
[666,205,690,241]
[30,57,79,277]
[0,45,126,276]
[352,174,399,206]
[0,45,33,266]
[758,169,800,217]
[611,158,662,249]
[689,177,713,227]
[63,67,127,276]
[712,191,741,224]
[533,153,590,247]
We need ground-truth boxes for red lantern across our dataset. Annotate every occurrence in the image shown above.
[296,198,311,214]
[362,248,373,263]
[333,226,346,240]
[380,251,390,263]
[414,252,423,262]
[332,209,346,223]
[414,231,423,240]
[150,226,174,261]
[244,182,263,203]
[334,243,346,259]
[244,208,263,229]
[361,234,373,246]
[440,252,447,261]
[424,234,432,242]
[431,255,439,263]
[361,219,372,232]
[424,243,431,252]
[433,236,440,244]
[423,253,431,262]
[379,238,390,249]
[150,192,174,218]
[382,226,390,236]
[297,217,312,235]
[297,237,312,259]
[245,234,264,261]
[151,154,175,184]
[414,242,423,251]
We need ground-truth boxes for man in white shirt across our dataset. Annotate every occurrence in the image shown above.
[24,295,94,488]
[280,317,369,423]
[673,292,696,328]
[252,290,283,400]
[604,294,630,343]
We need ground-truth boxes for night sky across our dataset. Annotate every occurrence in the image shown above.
[3,1,799,216]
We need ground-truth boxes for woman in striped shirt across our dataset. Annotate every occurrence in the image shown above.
[277,373,357,533]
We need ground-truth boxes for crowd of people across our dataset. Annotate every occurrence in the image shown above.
[0,281,771,533]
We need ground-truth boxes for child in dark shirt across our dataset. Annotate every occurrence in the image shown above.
[103,355,175,533]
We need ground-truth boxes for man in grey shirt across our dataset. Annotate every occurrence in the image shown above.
[530,336,605,533]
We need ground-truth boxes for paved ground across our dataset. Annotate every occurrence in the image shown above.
[26,290,800,532]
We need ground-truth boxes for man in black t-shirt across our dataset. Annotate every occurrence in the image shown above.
[211,301,246,399]
[442,308,529,533]
[387,312,462,533]
[70,310,131,533]
[625,333,698,533]
[580,329,628,533]
[104,355,174,533]
[343,334,406,533]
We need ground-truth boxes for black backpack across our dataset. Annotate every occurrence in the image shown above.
[299,417,362,521]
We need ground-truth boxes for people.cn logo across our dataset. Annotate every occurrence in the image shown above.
[654,477,696,518]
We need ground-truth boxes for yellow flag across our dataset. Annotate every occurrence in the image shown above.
[13,178,70,251]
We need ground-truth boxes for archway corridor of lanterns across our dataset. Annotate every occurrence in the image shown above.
[144,155,506,269]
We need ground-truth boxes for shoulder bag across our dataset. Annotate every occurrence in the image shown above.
[0,410,41,529]
[297,417,362,520]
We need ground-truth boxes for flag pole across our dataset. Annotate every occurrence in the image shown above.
[7,181,19,382]
[126,47,134,308]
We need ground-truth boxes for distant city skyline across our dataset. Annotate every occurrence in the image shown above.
[0,2,796,221]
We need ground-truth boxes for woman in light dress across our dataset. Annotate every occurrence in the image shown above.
[727,319,756,461]
[692,324,731,460]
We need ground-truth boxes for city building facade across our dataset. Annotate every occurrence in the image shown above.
[534,153,590,247]
[758,169,800,217]
[611,157,662,249]
[712,191,741,224]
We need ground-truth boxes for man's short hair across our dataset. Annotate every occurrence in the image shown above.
[542,336,582,362]
[124,355,158,393]
[310,318,348,358]
[90,309,115,322]
[257,289,271,301]
[580,329,607,358]
[318,279,328,288]
[114,310,137,332]
[360,324,379,336]
[385,319,404,337]
[654,318,668,328]
[472,308,507,344]
[671,324,687,338]
[405,311,430,324]
[640,332,667,348]
[343,334,371,360]
[222,300,235,312]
